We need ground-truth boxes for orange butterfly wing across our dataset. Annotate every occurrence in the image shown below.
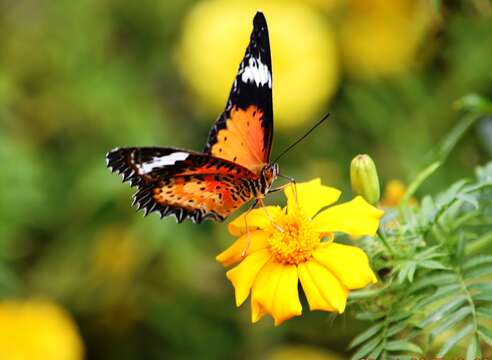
[209,106,268,174]
[204,12,273,175]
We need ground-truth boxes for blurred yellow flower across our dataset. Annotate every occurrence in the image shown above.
[340,0,434,79]
[178,0,339,128]
[217,179,382,325]
[380,179,416,207]
[0,299,84,360]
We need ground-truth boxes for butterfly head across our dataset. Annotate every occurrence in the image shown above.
[260,163,279,193]
[270,163,280,179]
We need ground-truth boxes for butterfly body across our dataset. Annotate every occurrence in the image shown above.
[107,12,278,223]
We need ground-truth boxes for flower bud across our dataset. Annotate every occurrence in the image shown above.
[350,154,380,205]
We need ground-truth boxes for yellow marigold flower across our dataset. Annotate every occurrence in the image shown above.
[0,299,84,360]
[217,179,382,325]
[380,179,417,207]
[340,0,435,79]
[178,0,339,128]
[380,179,406,207]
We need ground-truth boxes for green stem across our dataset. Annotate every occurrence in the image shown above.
[400,161,441,207]
[456,267,479,340]
[378,228,396,256]
[379,305,392,359]
[465,232,492,256]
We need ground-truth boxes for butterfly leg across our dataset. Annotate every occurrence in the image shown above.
[257,197,284,233]
[267,183,289,194]
[277,173,298,205]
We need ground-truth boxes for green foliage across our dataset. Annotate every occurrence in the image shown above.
[351,163,492,358]
[350,96,492,358]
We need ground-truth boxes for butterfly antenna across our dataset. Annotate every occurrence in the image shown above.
[272,113,331,163]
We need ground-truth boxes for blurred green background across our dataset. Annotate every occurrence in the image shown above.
[0,0,491,359]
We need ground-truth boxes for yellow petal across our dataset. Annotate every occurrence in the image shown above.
[313,244,377,289]
[225,249,272,307]
[313,196,384,237]
[252,260,302,326]
[216,230,269,267]
[284,178,341,218]
[251,299,267,324]
[298,259,348,313]
[227,206,284,236]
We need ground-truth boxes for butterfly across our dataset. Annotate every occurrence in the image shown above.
[106,11,280,224]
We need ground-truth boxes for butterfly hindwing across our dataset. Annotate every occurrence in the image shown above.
[204,12,273,175]
[106,147,258,223]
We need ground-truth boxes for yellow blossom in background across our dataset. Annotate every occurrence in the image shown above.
[381,179,406,207]
[178,0,339,128]
[217,179,382,325]
[0,299,84,360]
[380,179,417,207]
[340,0,435,79]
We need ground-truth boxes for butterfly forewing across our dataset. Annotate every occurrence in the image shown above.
[107,147,257,223]
[204,12,273,175]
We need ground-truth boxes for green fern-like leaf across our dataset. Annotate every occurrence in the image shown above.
[350,159,492,358]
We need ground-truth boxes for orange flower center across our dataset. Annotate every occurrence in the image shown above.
[267,210,320,265]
